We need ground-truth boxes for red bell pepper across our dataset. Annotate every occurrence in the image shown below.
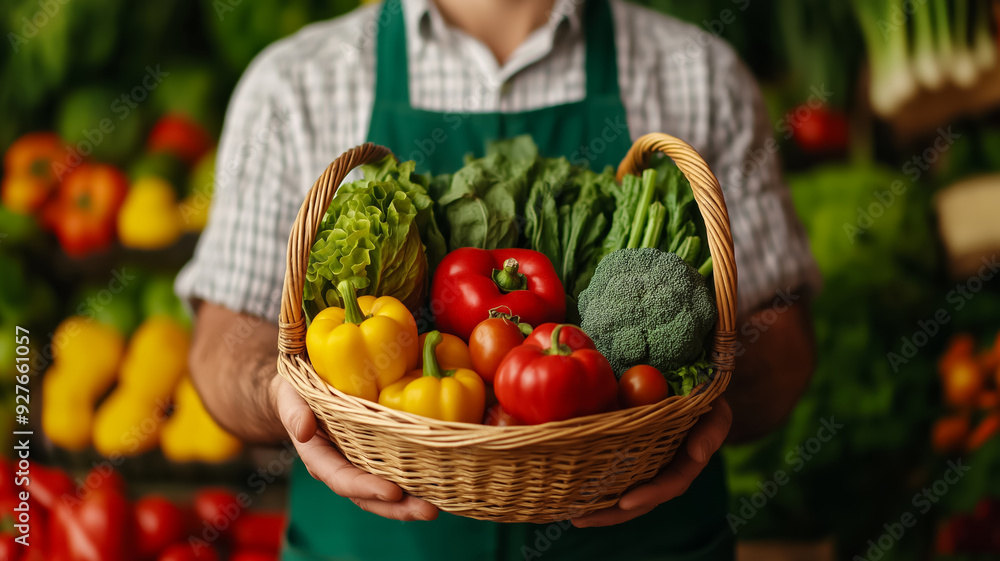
[43,163,128,257]
[431,248,566,341]
[494,324,617,424]
[50,486,133,561]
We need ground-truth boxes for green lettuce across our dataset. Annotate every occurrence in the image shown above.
[303,157,446,320]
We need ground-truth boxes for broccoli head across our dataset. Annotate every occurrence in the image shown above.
[578,248,717,378]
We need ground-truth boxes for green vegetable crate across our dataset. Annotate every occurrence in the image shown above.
[276,134,737,523]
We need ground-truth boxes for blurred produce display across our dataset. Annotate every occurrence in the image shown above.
[2,1,1000,560]
[0,461,285,561]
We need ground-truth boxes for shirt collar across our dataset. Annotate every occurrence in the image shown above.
[402,0,583,48]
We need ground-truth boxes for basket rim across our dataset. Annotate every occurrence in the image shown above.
[279,352,732,449]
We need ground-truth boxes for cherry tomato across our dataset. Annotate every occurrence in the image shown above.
[158,542,220,561]
[482,403,522,426]
[787,104,848,154]
[618,365,669,408]
[470,318,525,384]
[135,495,186,559]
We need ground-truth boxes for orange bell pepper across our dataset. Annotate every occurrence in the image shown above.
[43,163,128,256]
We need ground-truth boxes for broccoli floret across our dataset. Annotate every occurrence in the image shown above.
[578,248,717,378]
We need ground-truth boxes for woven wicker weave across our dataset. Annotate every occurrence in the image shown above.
[276,133,737,523]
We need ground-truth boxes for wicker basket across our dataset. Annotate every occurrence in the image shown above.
[276,133,737,523]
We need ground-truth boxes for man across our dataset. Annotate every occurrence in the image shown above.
[178,0,819,559]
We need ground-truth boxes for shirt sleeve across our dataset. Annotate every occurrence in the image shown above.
[175,49,303,322]
[704,42,821,317]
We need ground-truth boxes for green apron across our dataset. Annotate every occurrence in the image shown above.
[283,1,734,559]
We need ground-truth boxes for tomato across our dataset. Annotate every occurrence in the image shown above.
[158,543,220,561]
[482,403,521,426]
[618,365,669,408]
[231,512,285,552]
[193,489,243,531]
[135,496,186,559]
[469,317,525,384]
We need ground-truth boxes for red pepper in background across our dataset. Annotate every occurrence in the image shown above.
[431,248,566,341]
[147,114,212,166]
[1,132,67,214]
[495,324,617,424]
[42,163,128,257]
[29,462,75,510]
[50,486,133,561]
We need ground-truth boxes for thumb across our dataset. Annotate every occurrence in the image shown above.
[273,375,318,443]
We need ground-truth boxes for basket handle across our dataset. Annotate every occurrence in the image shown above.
[616,133,737,371]
[278,142,393,356]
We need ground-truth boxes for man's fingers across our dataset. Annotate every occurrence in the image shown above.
[274,376,317,443]
[571,503,655,528]
[294,434,404,502]
[615,399,732,513]
[685,398,732,463]
[350,495,440,522]
[617,453,701,511]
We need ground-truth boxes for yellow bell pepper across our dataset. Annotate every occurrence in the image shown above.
[378,331,485,423]
[42,317,125,450]
[42,365,94,451]
[92,388,167,457]
[416,331,474,370]
[117,176,183,249]
[305,281,418,402]
[118,316,190,399]
[161,377,242,463]
[51,316,125,396]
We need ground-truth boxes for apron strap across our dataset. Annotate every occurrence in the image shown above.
[374,0,411,106]
[583,0,621,99]
[375,0,621,107]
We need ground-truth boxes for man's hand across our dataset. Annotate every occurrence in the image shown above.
[270,375,440,522]
[570,397,732,528]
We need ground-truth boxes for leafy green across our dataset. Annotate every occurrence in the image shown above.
[666,355,714,396]
[303,157,446,320]
[432,137,536,250]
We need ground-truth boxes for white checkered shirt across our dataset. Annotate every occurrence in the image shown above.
[175,0,821,320]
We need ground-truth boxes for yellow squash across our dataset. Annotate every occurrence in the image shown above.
[379,331,485,423]
[306,281,418,402]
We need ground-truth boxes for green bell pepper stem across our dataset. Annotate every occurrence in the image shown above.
[421,331,454,379]
[337,281,367,325]
[492,258,527,293]
[545,324,573,357]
